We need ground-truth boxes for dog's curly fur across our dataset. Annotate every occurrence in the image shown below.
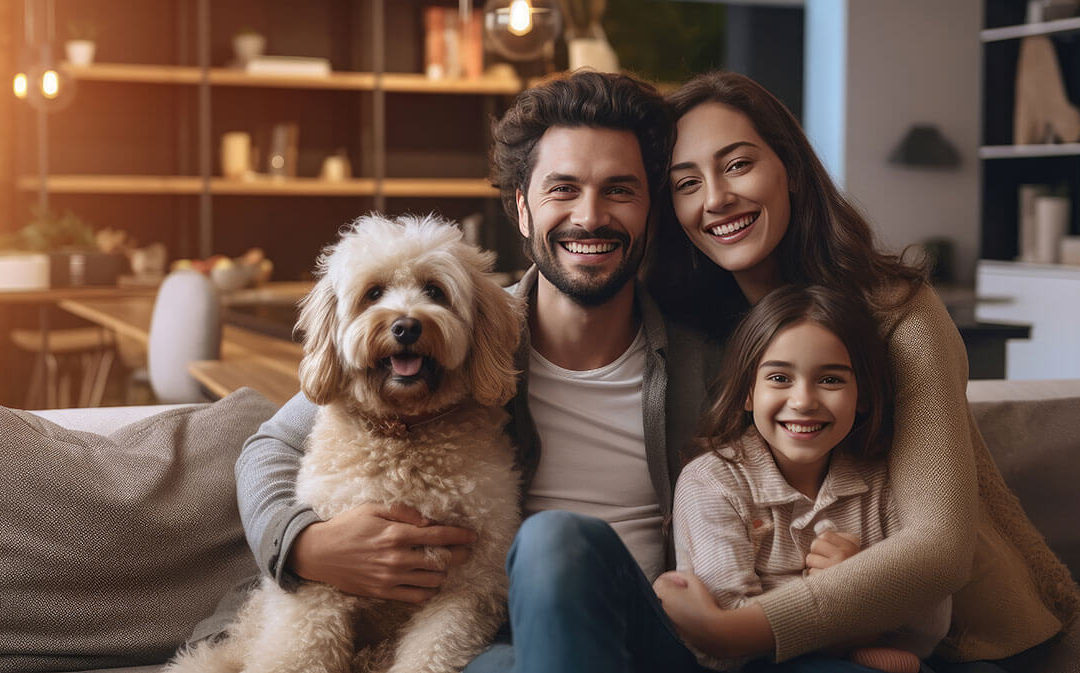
[166,214,524,673]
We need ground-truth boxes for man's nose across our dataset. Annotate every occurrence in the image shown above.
[571,191,606,230]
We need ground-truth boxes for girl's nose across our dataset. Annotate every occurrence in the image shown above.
[788,383,818,412]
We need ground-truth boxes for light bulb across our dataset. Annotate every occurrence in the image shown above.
[508,0,533,36]
[13,72,28,99]
[41,69,59,98]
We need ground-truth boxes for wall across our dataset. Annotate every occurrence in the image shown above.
[805,0,983,285]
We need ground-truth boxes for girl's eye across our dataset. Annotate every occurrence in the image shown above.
[765,373,790,384]
[365,286,383,301]
[820,375,846,386]
[423,283,446,302]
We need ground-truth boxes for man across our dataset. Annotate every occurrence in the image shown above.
[230,70,719,669]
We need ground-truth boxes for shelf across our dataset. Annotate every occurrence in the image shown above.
[981,16,1080,42]
[64,62,523,94]
[979,143,1080,158]
[17,175,498,198]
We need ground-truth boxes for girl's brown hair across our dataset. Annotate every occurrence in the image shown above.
[647,70,925,337]
[690,285,894,465]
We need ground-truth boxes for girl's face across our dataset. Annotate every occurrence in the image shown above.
[746,321,858,497]
[670,102,791,303]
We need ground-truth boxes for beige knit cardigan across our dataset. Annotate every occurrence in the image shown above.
[753,284,1080,662]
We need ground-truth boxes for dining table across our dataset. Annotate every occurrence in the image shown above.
[57,281,311,407]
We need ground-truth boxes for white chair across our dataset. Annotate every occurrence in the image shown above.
[148,271,221,403]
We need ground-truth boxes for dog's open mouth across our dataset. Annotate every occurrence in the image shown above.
[382,353,437,383]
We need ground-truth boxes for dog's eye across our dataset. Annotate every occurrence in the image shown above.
[365,286,383,301]
[423,283,446,302]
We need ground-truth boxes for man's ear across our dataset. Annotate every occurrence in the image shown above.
[516,189,529,238]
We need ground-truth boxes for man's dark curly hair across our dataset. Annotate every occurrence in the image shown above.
[490,71,672,225]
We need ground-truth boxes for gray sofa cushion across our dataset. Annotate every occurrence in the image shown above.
[0,388,275,673]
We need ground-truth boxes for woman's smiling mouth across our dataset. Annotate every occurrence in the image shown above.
[706,212,759,239]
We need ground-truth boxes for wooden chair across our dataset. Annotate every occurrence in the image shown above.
[10,326,116,409]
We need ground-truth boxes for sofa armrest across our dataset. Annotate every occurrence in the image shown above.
[28,404,199,435]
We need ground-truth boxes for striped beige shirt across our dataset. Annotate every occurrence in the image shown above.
[674,429,896,609]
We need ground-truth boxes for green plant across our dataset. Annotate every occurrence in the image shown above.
[8,207,97,252]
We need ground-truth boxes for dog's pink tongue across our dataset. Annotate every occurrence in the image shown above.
[390,355,422,376]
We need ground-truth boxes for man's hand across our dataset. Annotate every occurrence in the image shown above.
[805,529,860,576]
[653,571,723,653]
[287,503,477,604]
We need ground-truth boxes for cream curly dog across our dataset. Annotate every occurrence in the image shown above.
[167,213,524,673]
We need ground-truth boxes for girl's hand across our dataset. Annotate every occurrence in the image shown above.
[805,530,861,575]
[653,571,722,651]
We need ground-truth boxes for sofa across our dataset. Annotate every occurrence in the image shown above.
[1,381,1079,673]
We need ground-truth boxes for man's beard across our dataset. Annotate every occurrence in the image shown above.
[523,208,645,307]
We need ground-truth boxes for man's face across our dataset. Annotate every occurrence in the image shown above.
[516,126,650,307]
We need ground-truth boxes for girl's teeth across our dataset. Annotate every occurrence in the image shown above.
[564,241,617,254]
[708,213,757,236]
[784,423,823,433]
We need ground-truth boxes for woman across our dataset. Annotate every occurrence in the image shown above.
[648,70,1078,669]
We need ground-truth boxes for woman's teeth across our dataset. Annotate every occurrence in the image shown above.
[783,422,824,434]
[562,241,618,254]
[708,213,758,237]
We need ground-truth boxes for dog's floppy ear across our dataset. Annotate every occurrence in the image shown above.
[466,270,524,407]
[295,278,345,405]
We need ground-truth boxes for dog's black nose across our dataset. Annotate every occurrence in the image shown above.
[390,317,422,345]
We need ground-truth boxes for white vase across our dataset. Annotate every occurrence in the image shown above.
[232,33,266,66]
[1033,195,1070,264]
[65,40,96,66]
[568,36,619,73]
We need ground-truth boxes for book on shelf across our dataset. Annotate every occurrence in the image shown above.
[424,6,483,80]
[245,56,332,77]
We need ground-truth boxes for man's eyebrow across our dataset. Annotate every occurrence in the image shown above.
[538,173,644,186]
[670,141,759,172]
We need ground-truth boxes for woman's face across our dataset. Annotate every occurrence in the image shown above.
[670,102,791,301]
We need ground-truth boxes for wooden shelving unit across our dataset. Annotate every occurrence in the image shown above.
[979,1,1080,261]
[18,174,498,198]
[13,0,523,275]
[64,62,523,95]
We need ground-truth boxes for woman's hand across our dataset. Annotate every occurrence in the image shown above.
[653,571,723,652]
[804,530,861,576]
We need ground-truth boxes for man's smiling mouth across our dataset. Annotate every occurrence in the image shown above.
[560,241,619,254]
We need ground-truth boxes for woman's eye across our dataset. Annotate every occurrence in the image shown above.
[673,177,700,192]
[727,159,751,173]
[365,286,383,301]
[423,283,446,301]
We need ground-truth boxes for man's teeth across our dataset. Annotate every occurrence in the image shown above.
[784,422,823,434]
[563,241,618,254]
[708,213,757,237]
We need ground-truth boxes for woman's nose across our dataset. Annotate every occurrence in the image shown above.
[704,178,735,213]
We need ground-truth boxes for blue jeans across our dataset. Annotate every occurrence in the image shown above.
[463,511,885,673]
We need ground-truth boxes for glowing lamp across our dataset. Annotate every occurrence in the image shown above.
[484,0,561,61]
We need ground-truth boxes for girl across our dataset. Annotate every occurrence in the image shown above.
[650,70,1078,670]
[670,285,948,673]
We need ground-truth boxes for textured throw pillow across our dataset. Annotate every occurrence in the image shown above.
[0,388,277,673]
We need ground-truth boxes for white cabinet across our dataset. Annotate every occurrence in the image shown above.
[975,260,1080,379]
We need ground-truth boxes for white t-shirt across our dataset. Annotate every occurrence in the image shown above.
[524,328,666,580]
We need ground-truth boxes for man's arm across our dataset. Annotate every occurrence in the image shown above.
[235,392,477,602]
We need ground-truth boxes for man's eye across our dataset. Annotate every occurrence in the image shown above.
[365,286,383,301]
[423,283,446,302]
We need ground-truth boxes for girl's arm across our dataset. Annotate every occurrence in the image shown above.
[657,457,774,658]
[752,285,977,660]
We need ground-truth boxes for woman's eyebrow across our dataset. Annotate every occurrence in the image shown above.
[670,141,758,172]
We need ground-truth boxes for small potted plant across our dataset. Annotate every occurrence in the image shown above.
[65,21,98,66]
[232,27,266,67]
[9,207,127,286]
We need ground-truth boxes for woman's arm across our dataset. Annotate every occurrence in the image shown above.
[754,286,977,660]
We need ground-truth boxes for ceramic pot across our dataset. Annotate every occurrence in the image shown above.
[65,40,96,66]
